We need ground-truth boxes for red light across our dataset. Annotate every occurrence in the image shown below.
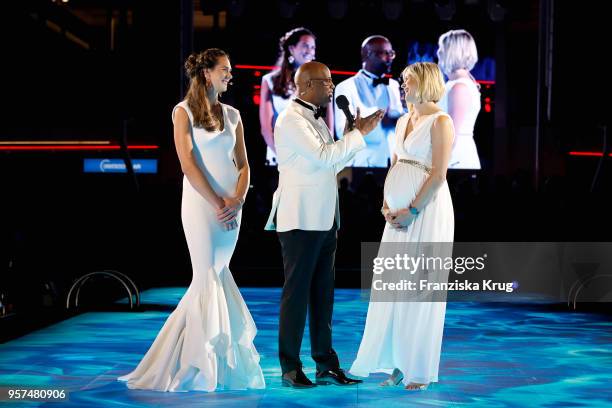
[235,64,276,70]
[568,151,607,157]
[233,65,496,83]
[485,104,491,113]
[485,97,491,102]
[0,145,159,151]
[254,70,261,77]
[330,70,358,76]
[253,94,261,106]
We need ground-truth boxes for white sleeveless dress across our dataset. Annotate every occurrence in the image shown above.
[118,101,265,392]
[350,111,454,385]
[438,77,481,170]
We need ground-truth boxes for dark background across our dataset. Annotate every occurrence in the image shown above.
[1,0,610,337]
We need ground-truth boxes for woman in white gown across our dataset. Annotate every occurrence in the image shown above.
[259,27,333,165]
[118,48,265,392]
[350,62,455,390]
[436,29,481,170]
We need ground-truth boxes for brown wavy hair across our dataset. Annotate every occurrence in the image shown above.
[184,48,228,131]
[271,27,315,98]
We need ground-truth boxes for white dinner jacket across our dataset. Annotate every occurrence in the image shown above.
[264,99,365,232]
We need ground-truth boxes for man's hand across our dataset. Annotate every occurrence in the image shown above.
[354,107,385,136]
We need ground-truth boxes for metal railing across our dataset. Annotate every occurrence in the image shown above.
[66,270,139,310]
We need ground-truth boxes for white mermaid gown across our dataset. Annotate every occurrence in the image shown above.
[350,111,454,385]
[118,101,265,392]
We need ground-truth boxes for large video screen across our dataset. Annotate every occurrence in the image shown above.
[255,42,494,170]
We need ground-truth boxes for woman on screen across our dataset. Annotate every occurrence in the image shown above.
[437,29,481,170]
[259,27,333,165]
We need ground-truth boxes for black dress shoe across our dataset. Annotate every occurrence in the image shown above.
[315,368,363,386]
[282,369,317,388]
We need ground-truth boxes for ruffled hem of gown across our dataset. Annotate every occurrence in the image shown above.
[118,265,265,392]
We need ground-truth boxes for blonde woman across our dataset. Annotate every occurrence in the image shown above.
[437,29,481,169]
[350,62,455,390]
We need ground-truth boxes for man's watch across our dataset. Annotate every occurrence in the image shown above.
[408,205,420,216]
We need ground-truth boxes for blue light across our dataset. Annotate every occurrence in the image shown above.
[83,159,158,174]
[0,288,611,407]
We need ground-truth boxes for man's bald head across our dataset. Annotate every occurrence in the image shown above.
[295,61,329,89]
[361,35,391,61]
[295,61,334,107]
[361,35,394,76]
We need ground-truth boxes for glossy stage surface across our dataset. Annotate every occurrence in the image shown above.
[1,287,611,407]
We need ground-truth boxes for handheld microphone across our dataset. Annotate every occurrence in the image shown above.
[335,95,355,131]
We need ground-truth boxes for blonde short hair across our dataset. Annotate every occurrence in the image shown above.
[401,62,446,104]
[437,29,478,76]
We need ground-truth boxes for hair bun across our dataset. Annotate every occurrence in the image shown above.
[185,53,200,78]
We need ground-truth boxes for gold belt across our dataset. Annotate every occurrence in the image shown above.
[398,159,431,174]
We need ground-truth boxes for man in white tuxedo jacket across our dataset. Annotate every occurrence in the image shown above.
[264,61,383,388]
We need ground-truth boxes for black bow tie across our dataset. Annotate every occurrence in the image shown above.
[295,99,327,120]
[362,71,390,87]
[372,76,389,86]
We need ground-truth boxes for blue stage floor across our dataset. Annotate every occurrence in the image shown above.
[1,287,611,407]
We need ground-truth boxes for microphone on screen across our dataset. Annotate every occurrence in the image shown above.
[335,95,355,131]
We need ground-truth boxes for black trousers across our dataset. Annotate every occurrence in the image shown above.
[277,224,340,374]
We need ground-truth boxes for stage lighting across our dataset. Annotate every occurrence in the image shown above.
[277,0,300,19]
[382,0,403,20]
[200,0,224,14]
[227,0,247,18]
[487,0,507,22]
[434,0,456,21]
[328,0,348,19]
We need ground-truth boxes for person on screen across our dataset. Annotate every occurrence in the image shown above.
[334,35,405,167]
[259,27,333,166]
[436,29,482,170]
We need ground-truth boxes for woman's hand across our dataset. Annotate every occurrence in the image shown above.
[387,208,416,231]
[216,197,243,231]
[381,207,395,224]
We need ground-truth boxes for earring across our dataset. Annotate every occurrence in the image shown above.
[288,55,295,64]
